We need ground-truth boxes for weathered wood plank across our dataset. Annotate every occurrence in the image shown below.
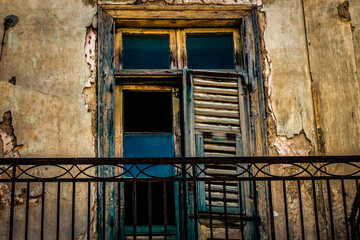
[97,7,116,240]
[194,100,239,110]
[194,86,238,95]
[195,123,240,132]
[194,93,239,103]
[114,69,183,76]
[204,144,237,152]
[194,108,239,118]
[193,78,238,88]
[195,115,240,125]
[103,6,252,21]
[116,19,241,28]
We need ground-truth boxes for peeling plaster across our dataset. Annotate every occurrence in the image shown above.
[82,26,97,156]
[264,53,277,123]
[0,111,23,158]
[30,52,41,70]
[260,0,318,156]
[274,131,312,156]
[338,1,351,22]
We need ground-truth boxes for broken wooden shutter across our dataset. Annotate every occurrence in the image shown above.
[183,70,250,216]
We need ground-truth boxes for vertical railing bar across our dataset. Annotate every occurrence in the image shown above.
[25,181,30,240]
[282,181,290,240]
[56,182,61,240]
[9,164,16,240]
[238,180,244,240]
[326,179,335,240]
[182,164,188,240]
[297,180,305,240]
[356,180,359,240]
[208,181,214,240]
[192,164,198,240]
[341,179,350,240]
[148,182,152,240]
[178,180,183,240]
[223,180,229,240]
[102,182,106,240]
[72,181,75,240]
[87,182,91,240]
[118,182,122,240]
[268,180,275,240]
[163,180,168,240]
[253,180,259,240]
[41,182,45,240]
[311,180,320,240]
[133,181,137,240]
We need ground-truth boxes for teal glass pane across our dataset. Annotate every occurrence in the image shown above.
[123,34,170,69]
[123,134,174,178]
[186,33,235,69]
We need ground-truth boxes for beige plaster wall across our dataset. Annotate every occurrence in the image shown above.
[262,0,317,157]
[303,0,360,155]
[0,0,96,158]
[261,0,360,238]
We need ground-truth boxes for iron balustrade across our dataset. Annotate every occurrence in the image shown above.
[0,156,359,239]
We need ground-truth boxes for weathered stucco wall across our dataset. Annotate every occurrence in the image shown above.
[0,0,96,158]
[0,1,97,239]
[261,0,360,239]
[303,0,360,155]
[262,0,317,157]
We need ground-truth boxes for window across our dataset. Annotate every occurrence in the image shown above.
[98,6,266,239]
[114,26,248,237]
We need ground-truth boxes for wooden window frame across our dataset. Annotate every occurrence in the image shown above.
[115,28,243,73]
[97,6,267,239]
[115,85,181,159]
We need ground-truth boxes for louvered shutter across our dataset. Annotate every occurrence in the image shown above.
[183,70,250,215]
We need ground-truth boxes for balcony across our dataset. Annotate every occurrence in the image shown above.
[0,156,359,239]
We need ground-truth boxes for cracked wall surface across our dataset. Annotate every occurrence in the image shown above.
[261,0,360,239]
[0,0,359,239]
[0,0,96,158]
[262,0,317,157]
[0,0,97,239]
[0,111,23,158]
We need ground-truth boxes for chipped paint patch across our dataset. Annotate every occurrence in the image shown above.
[30,52,41,70]
[82,26,97,156]
[0,111,23,158]
[84,27,96,89]
[274,131,312,156]
[264,53,277,123]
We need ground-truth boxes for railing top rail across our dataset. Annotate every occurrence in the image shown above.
[0,155,359,165]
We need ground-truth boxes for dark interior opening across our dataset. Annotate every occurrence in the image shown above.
[123,91,172,133]
[124,182,176,226]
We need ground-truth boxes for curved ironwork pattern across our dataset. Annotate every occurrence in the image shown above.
[0,156,358,180]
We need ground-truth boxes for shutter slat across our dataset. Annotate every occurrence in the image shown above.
[193,78,238,88]
[194,108,239,118]
[204,144,237,152]
[194,86,238,95]
[194,100,239,110]
[194,93,239,103]
[195,123,240,132]
[195,116,240,125]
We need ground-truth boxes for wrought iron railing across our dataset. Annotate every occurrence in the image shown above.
[0,156,359,240]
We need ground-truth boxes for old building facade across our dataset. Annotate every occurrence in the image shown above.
[0,0,359,239]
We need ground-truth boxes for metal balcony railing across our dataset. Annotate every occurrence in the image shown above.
[0,156,359,240]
